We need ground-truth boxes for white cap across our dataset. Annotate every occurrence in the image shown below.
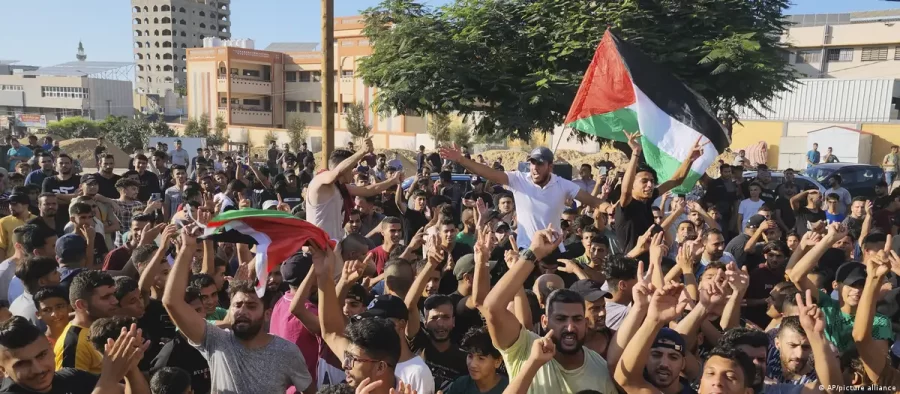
[262,200,279,210]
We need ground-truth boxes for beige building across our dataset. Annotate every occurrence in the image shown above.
[132,0,231,114]
[782,9,900,79]
[185,16,429,150]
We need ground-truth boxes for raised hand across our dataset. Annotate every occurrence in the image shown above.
[676,241,696,274]
[504,248,519,269]
[557,259,579,274]
[342,259,366,283]
[529,224,563,260]
[724,263,749,295]
[78,222,96,245]
[799,231,822,249]
[438,144,463,162]
[101,323,151,383]
[866,200,874,216]
[625,131,643,154]
[689,137,707,161]
[363,138,374,154]
[633,226,655,254]
[238,198,252,209]
[390,382,418,394]
[698,271,727,307]
[649,282,687,323]
[649,232,668,264]
[795,290,825,335]
[529,329,557,364]
[474,225,496,265]
[146,199,163,212]
[355,378,384,394]
[276,193,291,213]
[632,261,656,309]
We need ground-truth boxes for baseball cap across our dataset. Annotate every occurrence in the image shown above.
[471,176,484,185]
[746,215,766,229]
[652,327,686,355]
[356,295,408,320]
[280,252,313,287]
[483,209,503,223]
[80,174,99,185]
[835,262,867,286]
[452,253,497,280]
[569,279,612,302]
[56,234,88,261]
[346,283,370,304]
[175,139,182,144]
[262,200,279,210]
[6,194,29,205]
[493,221,510,233]
[528,147,554,164]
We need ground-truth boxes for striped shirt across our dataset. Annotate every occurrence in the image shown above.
[54,322,103,374]
[114,199,145,245]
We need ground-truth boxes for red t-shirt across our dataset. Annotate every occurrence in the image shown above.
[102,246,132,272]
[269,291,320,391]
[368,246,390,275]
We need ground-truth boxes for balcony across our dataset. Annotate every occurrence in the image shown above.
[223,107,272,125]
[230,76,272,95]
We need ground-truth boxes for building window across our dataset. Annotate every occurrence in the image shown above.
[243,99,261,106]
[286,101,298,112]
[0,85,23,91]
[41,86,89,99]
[242,69,260,77]
[220,97,228,105]
[341,70,354,78]
[299,71,311,82]
[312,71,321,82]
[826,48,853,62]
[895,47,900,61]
[313,102,322,113]
[342,102,352,112]
[231,98,240,104]
[796,50,821,64]
[861,47,889,61]
[299,102,311,112]
[286,72,297,82]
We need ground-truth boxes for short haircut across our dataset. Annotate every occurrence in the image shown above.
[460,326,500,358]
[707,345,756,388]
[604,254,638,291]
[563,208,579,216]
[15,257,59,294]
[33,286,69,310]
[150,367,192,394]
[171,164,187,173]
[190,273,216,290]
[115,178,141,189]
[345,318,401,367]
[184,286,201,305]
[719,327,769,349]
[384,261,413,298]
[589,235,610,247]
[702,228,724,243]
[113,276,139,301]
[130,244,159,272]
[68,202,92,216]
[228,280,274,310]
[57,153,73,163]
[573,216,595,231]
[38,192,56,200]
[851,196,867,204]
[132,213,155,225]
[15,224,56,255]
[778,316,806,338]
[69,270,115,308]
[88,316,137,353]
[423,294,454,316]
[340,234,371,258]
[330,149,353,168]
[152,150,168,160]
[381,216,403,227]
[0,316,43,351]
[544,289,585,317]
[101,154,115,161]
[826,192,840,202]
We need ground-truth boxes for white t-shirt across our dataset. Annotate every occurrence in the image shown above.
[738,198,765,228]
[396,356,435,394]
[824,187,852,214]
[505,171,581,250]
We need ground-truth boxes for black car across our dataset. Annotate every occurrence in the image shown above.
[803,163,884,198]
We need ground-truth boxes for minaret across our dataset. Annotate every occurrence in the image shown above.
[76,41,87,62]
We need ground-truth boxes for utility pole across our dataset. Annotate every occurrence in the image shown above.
[321,0,335,164]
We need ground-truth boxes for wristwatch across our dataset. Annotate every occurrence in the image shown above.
[520,248,537,262]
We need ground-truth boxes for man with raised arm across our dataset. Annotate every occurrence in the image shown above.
[616,132,706,251]
[161,225,314,394]
[481,225,618,394]
[306,138,402,241]
[440,145,603,250]
[851,250,900,389]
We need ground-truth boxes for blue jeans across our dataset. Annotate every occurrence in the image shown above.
[887,171,895,186]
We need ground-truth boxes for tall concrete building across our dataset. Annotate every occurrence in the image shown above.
[131,0,231,113]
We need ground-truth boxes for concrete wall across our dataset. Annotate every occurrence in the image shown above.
[861,123,900,168]
[731,120,784,166]
[87,79,134,118]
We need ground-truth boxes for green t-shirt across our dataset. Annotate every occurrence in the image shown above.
[444,375,509,394]
[816,290,894,353]
[206,306,228,322]
[455,232,476,247]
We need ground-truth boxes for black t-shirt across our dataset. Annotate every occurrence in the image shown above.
[403,208,428,243]
[438,243,476,295]
[137,171,162,202]
[42,176,80,195]
[151,334,211,394]
[94,172,121,199]
[724,233,751,267]
[450,293,485,344]
[614,189,660,252]
[27,215,68,238]
[774,196,795,231]
[793,206,826,237]
[139,299,177,371]
[0,368,98,394]
[267,148,279,163]
[408,330,468,391]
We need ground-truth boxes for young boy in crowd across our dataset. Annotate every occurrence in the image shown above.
[33,286,71,347]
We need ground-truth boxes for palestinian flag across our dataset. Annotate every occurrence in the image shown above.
[203,209,333,296]
[565,30,729,193]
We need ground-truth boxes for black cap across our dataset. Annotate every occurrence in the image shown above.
[652,327,686,355]
[80,174,99,185]
[493,221,510,232]
[569,279,612,302]
[56,234,87,261]
[483,210,503,223]
[471,176,484,185]
[280,252,312,287]
[528,147,554,164]
[356,295,408,320]
[835,262,867,286]
[6,194,29,205]
[346,283,370,304]
[746,215,766,229]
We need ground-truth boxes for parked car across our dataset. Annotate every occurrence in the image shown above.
[742,171,826,195]
[803,163,884,198]
[401,173,475,192]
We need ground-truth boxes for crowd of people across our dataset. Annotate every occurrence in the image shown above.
[0,130,897,394]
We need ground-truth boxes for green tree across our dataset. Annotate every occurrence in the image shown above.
[151,118,176,138]
[264,130,277,145]
[206,115,228,147]
[174,84,187,97]
[358,0,795,141]
[344,102,372,142]
[427,113,452,146]
[46,117,101,139]
[182,117,202,137]
[287,118,308,152]
[449,123,471,148]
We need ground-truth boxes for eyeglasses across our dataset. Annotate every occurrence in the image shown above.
[343,351,387,369]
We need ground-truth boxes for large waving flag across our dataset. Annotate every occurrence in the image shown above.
[203,209,333,296]
[565,30,730,193]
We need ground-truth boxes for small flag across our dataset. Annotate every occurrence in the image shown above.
[565,30,730,193]
[203,209,334,296]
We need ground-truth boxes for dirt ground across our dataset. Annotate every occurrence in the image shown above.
[24,135,132,168]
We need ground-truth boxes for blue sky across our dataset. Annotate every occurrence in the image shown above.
[2,0,898,67]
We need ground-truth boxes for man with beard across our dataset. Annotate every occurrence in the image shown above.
[93,154,121,199]
[24,153,54,188]
[55,270,119,374]
[615,280,695,394]
[441,146,603,251]
[41,154,81,203]
[789,189,825,238]
[134,154,161,203]
[483,225,619,394]
[162,230,314,394]
[773,317,817,384]
[28,193,67,237]
[570,280,614,358]
[307,138,401,241]
[745,241,790,328]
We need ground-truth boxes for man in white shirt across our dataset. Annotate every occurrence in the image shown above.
[440,146,604,250]
[824,174,852,214]
[572,164,597,194]
[170,139,190,167]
